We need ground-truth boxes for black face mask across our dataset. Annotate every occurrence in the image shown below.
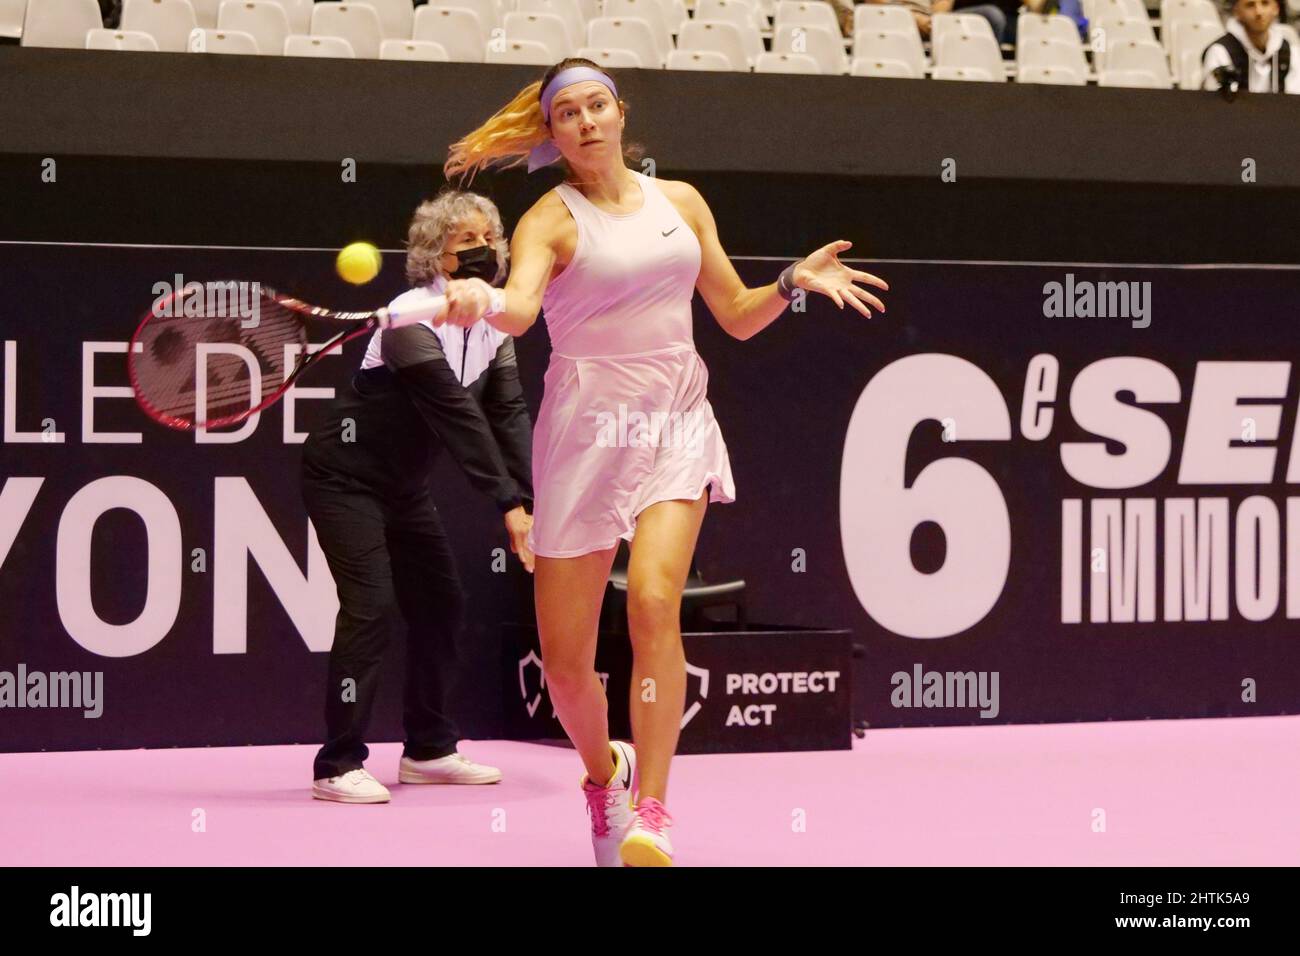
[450,244,498,283]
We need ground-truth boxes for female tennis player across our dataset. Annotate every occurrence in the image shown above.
[440,59,888,863]
[303,190,534,804]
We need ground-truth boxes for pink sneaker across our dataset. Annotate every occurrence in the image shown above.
[580,741,636,867]
[619,796,674,867]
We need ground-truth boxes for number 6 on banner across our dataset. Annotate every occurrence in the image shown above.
[840,355,1012,639]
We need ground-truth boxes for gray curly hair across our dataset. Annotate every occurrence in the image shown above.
[405,188,509,286]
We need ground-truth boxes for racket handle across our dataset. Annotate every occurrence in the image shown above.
[378,291,447,329]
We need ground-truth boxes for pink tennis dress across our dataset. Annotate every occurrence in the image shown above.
[527,170,736,558]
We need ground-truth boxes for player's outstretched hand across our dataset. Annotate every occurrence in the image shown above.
[794,240,889,319]
[441,277,495,328]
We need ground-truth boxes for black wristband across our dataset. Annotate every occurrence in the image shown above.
[776,263,800,301]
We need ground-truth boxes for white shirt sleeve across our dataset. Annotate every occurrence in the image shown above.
[1202,43,1232,91]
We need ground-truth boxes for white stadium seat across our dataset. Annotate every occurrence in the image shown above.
[190,0,220,27]
[120,0,198,51]
[850,56,917,78]
[852,2,916,37]
[931,64,994,81]
[281,0,311,33]
[1017,37,1088,76]
[587,16,663,67]
[696,0,763,32]
[518,0,586,50]
[1105,38,1172,86]
[502,10,572,59]
[602,0,673,60]
[1090,17,1156,61]
[85,26,159,48]
[754,50,820,72]
[1017,13,1081,47]
[379,37,450,58]
[931,12,997,50]
[284,32,355,54]
[935,32,1004,78]
[310,2,382,58]
[853,30,925,78]
[1091,0,1151,26]
[1,0,26,39]
[433,0,498,34]
[1017,63,1085,84]
[188,26,260,51]
[413,6,487,61]
[1098,67,1163,87]
[1159,0,1221,54]
[576,44,646,67]
[677,18,758,69]
[1170,19,1219,88]
[773,0,839,35]
[665,47,732,70]
[218,1,289,56]
[362,0,414,39]
[484,36,552,61]
[772,22,847,74]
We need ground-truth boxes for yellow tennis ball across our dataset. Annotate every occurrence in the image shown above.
[336,242,382,285]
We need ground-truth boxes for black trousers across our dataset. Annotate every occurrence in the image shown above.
[303,469,466,780]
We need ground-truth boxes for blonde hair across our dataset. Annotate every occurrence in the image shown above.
[405,189,508,286]
[444,58,642,185]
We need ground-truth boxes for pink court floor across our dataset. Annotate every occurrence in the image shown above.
[3,716,1297,866]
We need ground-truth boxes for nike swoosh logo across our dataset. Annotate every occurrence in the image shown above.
[662,227,678,237]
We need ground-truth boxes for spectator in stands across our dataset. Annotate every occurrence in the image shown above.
[957,0,1049,44]
[870,0,1012,42]
[1203,0,1300,92]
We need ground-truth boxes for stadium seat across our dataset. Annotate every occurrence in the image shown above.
[935,31,1004,78]
[1091,0,1152,27]
[85,26,159,47]
[587,16,663,67]
[849,56,917,78]
[1098,67,1163,86]
[853,30,925,78]
[218,1,289,56]
[931,12,997,50]
[188,26,260,51]
[755,50,821,72]
[281,0,310,33]
[433,0,498,34]
[283,32,355,54]
[773,0,839,36]
[665,47,732,69]
[190,0,220,28]
[1017,36,1088,76]
[696,0,763,31]
[1159,0,1220,55]
[361,0,414,39]
[485,36,552,61]
[379,37,450,58]
[310,3,382,58]
[576,44,646,67]
[1017,13,1082,47]
[772,22,845,73]
[1170,19,1219,88]
[1017,63,1085,84]
[677,18,758,69]
[518,0,586,50]
[503,10,571,59]
[931,64,995,81]
[413,6,486,61]
[0,0,25,39]
[852,2,916,37]
[602,0,673,59]
[120,0,198,51]
[1105,38,1172,86]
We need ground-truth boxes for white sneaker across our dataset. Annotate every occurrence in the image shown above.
[620,797,674,867]
[312,768,391,804]
[581,740,637,868]
[398,752,503,785]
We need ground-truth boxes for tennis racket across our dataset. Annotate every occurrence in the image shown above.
[128,281,447,431]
